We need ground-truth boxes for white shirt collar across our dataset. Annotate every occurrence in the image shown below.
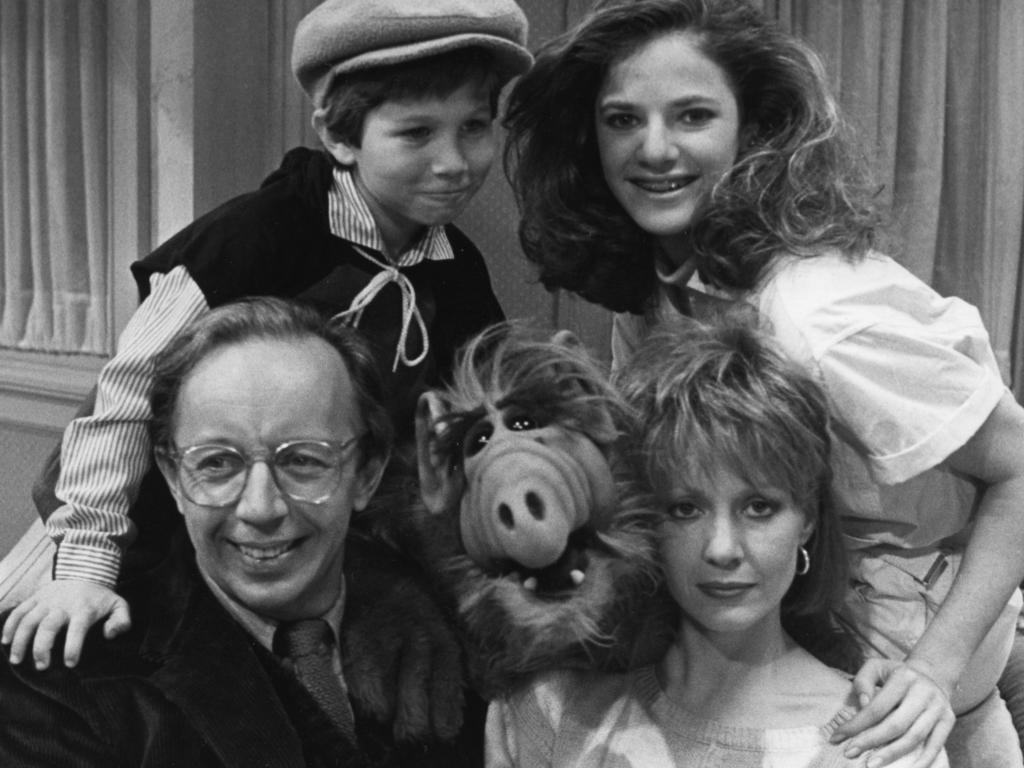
[198,564,347,652]
[327,165,455,267]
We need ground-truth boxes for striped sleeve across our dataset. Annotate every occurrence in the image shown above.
[47,266,209,586]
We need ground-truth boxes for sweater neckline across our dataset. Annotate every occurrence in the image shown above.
[633,665,857,750]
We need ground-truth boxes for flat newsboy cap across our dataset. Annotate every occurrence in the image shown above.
[292,0,533,108]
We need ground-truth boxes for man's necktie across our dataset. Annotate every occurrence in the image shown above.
[274,618,355,738]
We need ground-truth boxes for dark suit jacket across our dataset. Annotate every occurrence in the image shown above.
[0,533,483,768]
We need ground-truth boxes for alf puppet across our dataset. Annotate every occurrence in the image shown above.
[369,323,673,699]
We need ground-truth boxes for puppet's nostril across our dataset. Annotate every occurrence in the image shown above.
[526,492,545,521]
[498,503,514,529]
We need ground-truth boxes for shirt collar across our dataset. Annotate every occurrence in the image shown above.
[328,165,455,267]
[198,565,347,653]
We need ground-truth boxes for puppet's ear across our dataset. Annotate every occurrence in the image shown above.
[416,391,464,515]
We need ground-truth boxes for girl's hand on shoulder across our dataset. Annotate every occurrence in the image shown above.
[1,580,131,670]
[831,657,954,768]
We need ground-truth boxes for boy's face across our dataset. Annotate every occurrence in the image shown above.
[323,80,496,255]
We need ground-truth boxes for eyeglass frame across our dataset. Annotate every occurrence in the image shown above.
[158,435,365,509]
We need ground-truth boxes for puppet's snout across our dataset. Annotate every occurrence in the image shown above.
[460,430,615,571]
[478,458,569,569]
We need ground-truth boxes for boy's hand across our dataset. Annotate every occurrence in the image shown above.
[1,580,131,670]
[830,657,954,767]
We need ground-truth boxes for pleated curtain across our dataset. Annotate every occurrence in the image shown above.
[0,0,108,355]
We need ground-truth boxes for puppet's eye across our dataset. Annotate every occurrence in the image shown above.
[505,411,539,432]
[463,421,494,457]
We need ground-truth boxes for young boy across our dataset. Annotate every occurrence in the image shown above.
[3,0,532,671]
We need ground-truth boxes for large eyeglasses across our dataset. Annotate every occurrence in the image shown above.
[162,437,363,508]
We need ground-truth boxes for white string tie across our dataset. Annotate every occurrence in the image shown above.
[331,246,428,371]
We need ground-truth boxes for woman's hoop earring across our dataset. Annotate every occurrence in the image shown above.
[796,546,811,576]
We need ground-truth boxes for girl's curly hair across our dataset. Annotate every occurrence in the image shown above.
[503,0,882,314]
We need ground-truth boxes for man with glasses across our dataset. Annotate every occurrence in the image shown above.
[0,297,482,767]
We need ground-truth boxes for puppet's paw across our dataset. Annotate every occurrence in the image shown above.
[342,538,468,742]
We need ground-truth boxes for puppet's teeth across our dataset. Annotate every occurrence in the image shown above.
[523,577,538,592]
[570,569,585,586]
